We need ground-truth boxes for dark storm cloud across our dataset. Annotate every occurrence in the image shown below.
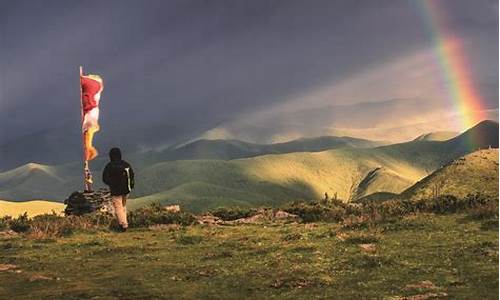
[0,0,497,146]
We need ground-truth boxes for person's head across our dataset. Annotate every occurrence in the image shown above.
[109,147,122,161]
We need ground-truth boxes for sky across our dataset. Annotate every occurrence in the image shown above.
[0,0,498,148]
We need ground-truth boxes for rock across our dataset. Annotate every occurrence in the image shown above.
[164,205,181,213]
[396,292,448,300]
[336,232,348,241]
[229,214,265,224]
[0,230,18,238]
[271,279,284,288]
[274,210,298,219]
[228,209,300,225]
[196,215,224,225]
[148,224,181,231]
[29,274,53,281]
[0,264,17,271]
[404,280,439,291]
[64,189,113,215]
[305,223,318,229]
[359,243,376,253]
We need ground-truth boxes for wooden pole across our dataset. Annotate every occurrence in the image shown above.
[80,66,93,191]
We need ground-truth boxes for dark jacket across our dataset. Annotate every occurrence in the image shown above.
[102,151,135,196]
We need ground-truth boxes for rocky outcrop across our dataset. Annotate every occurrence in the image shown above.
[64,189,113,215]
[196,209,300,226]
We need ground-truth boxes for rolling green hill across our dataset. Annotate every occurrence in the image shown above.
[130,148,426,212]
[401,149,499,200]
[130,120,498,211]
[0,120,498,213]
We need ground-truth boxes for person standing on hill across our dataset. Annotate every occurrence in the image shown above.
[102,147,135,232]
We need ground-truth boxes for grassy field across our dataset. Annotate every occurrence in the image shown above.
[0,213,497,299]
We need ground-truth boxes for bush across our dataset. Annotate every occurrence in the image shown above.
[341,215,371,230]
[0,216,11,231]
[30,213,74,238]
[127,203,196,227]
[210,207,258,221]
[283,201,347,223]
[9,213,31,233]
[467,200,498,220]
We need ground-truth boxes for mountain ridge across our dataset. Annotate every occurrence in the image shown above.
[0,120,497,213]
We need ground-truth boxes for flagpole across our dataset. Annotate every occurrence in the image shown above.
[80,66,93,192]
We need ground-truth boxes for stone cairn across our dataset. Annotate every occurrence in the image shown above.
[64,189,114,216]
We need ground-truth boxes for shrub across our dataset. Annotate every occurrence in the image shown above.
[127,203,196,228]
[283,201,347,223]
[0,216,11,231]
[341,215,371,230]
[210,207,258,221]
[30,213,74,238]
[467,200,498,220]
[9,213,31,233]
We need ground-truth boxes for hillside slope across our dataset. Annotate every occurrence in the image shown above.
[152,135,386,162]
[401,149,499,200]
[413,131,459,141]
[131,148,425,212]
[0,121,497,213]
[0,200,65,217]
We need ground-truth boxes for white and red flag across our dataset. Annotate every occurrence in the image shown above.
[80,73,103,161]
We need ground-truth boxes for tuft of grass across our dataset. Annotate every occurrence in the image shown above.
[175,233,203,245]
[9,212,31,233]
[283,201,349,223]
[467,200,498,220]
[127,203,196,227]
[210,207,258,221]
[342,232,380,244]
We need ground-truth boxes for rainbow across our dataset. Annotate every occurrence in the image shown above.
[416,0,486,131]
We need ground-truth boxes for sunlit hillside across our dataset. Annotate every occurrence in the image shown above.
[402,149,499,200]
[130,148,426,212]
[0,121,498,213]
[0,200,64,217]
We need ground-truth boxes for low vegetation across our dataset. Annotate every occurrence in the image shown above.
[0,205,497,299]
[0,193,497,298]
[1,193,496,239]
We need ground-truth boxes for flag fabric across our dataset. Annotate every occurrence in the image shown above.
[81,74,103,161]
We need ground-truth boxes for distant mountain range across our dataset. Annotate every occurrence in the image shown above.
[196,99,498,144]
[412,131,459,142]
[0,120,497,213]
[2,98,497,171]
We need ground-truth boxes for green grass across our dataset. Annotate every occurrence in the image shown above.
[1,121,497,214]
[402,149,499,200]
[0,213,497,299]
